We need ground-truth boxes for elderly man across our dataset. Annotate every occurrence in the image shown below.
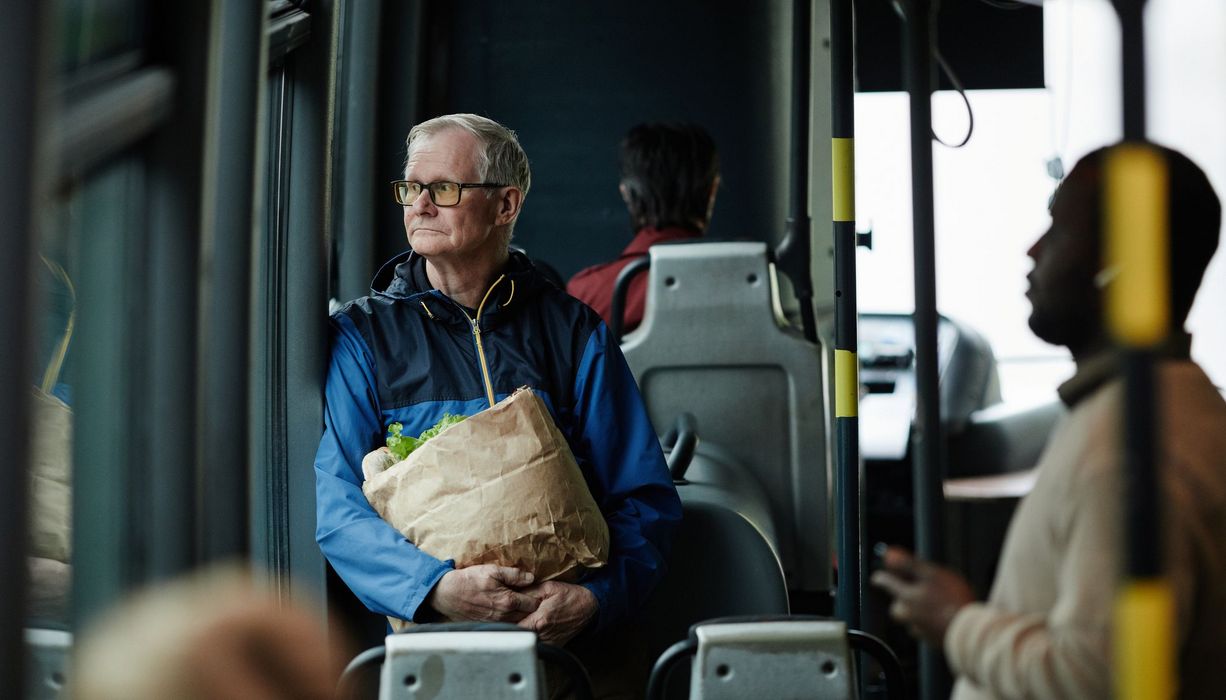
[567,122,719,333]
[314,114,681,676]
[873,144,1226,699]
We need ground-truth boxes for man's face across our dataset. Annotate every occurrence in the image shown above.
[1025,168,1104,350]
[402,128,507,262]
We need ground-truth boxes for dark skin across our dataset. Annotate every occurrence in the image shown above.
[871,164,1112,647]
[869,546,976,648]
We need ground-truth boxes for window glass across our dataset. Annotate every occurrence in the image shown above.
[27,155,147,629]
[57,0,147,76]
[854,89,1074,405]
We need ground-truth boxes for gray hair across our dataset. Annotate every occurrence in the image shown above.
[405,114,532,196]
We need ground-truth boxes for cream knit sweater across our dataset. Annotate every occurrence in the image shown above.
[946,358,1226,700]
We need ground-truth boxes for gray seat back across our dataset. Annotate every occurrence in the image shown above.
[621,241,830,592]
[689,620,854,700]
[25,628,71,700]
[378,630,540,699]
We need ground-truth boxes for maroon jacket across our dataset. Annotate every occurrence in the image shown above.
[566,226,702,333]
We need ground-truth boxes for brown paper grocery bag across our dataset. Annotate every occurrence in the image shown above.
[362,387,609,629]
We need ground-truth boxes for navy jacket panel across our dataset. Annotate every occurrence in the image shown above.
[314,250,681,630]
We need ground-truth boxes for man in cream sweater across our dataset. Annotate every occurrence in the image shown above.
[872,144,1226,699]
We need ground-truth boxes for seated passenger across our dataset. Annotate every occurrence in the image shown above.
[872,144,1226,699]
[567,122,720,333]
[314,113,681,697]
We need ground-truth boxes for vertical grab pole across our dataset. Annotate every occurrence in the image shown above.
[0,2,46,695]
[903,1,948,697]
[1107,3,1174,699]
[776,0,818,345]
[830,0,862,631]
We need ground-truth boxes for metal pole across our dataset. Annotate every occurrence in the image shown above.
[1107,3,1173,699]
[830,0,862,631]
[197,0,266,561]
[0,2,45,694]
[1117,0,1146,140]
[903,0,948,697]
[776,0,818,345]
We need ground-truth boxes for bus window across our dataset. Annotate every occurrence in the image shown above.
[855,89,1072,405]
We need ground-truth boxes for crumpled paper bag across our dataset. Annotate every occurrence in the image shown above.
[362,387,610,630]
[30,387,72,564]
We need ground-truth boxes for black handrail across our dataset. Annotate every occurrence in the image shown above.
[536,641,595,700]
[336,646,385,700]
[663,413,699,481]
[645,637,698,700]
[610,255,650,342]
[774,0,818,345]
[849,629,908,700]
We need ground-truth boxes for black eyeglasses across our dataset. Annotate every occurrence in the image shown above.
[392,180,507,207]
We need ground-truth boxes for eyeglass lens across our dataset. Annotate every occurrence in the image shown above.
[396,181,462,206]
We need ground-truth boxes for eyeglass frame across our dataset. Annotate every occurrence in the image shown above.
[391,179,509,207]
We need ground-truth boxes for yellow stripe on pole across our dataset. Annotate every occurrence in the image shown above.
[833,138,855,222]
[1115,579,1175,700]
[835,350,858,418]
[1105,145,1169,348]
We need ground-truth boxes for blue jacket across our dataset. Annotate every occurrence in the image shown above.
[314,250,681,633]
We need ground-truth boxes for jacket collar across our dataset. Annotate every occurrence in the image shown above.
[371,249,543,328]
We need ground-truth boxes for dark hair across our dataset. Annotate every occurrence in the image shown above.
[619,122,719,231]
[1071,143,1221,325]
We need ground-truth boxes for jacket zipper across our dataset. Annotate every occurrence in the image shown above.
[469,275,505,408]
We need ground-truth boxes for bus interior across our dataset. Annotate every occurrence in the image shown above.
[5,1,1225,698]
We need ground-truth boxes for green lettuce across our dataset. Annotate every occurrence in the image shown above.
[386,413,466,461]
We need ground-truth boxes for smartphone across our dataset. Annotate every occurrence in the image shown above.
[872,542,890,572]
[873,542,917,582]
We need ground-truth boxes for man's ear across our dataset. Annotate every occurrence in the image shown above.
[618,182,631,206]
[495,187,524,226]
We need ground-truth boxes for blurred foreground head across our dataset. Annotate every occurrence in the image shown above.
[69,565,350,700]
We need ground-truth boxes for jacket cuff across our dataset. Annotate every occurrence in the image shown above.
[408,559,455,623]
[578,572,616,634]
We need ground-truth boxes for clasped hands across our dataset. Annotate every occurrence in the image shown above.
[426,564,597,646]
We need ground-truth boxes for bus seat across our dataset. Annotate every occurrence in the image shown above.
[621,241,830,593]
[643,442,789,664]
[646,617,905,700]
[337,623,591,700]
[25,628,71,700]
[947,398,1065,478]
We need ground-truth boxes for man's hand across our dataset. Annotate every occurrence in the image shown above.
[427,565,540,623]
[516,581,598,646]
[870,545,976,648]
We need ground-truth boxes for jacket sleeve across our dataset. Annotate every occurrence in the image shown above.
[570,322,682,633]
[314,313,453,621]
